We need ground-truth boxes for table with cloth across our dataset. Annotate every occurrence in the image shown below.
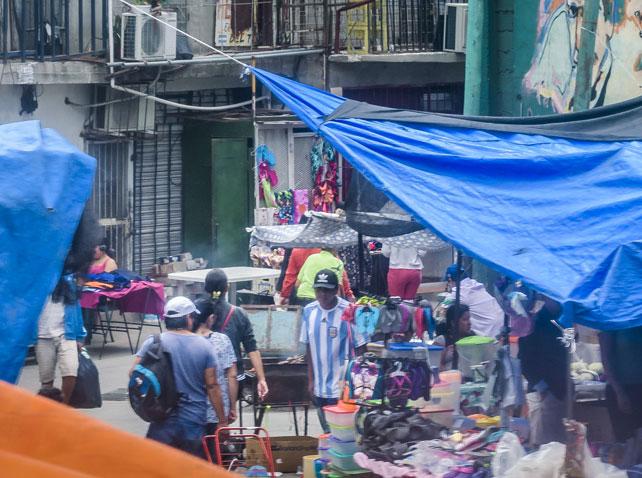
[80,281,165,356]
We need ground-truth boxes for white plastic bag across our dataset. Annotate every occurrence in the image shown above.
[581,442,627,478]
[504,442,566,478]
[491,432,525,477]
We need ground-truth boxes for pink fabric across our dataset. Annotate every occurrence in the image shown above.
[88,262,107,275]
[353,452,426,478]
[80,281,165,316]
[387,268,422,300]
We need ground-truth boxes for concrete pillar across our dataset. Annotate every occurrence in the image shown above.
[463,0,496,287]
[463,0,491,115]
[573,0,600,111]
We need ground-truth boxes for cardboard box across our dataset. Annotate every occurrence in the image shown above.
[245,436,318,473]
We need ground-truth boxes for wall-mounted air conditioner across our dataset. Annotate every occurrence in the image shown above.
[443,3,467,53]
[121,6,177,61]
[93,87,156,135]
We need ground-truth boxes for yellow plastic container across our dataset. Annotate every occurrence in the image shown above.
[303,454,321,478]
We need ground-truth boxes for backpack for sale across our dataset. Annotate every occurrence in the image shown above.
[128,334,178,422]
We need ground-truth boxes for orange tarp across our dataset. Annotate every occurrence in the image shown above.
[0,381,236,477]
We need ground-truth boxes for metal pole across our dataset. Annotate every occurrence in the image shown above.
[78,0,84,53]
[2,0,8,61]
[64,0,70,55]
[454,250,463,313]
[21,0,27,60]
[357,233,365,293]
[50,0,56,57]
[574,0,599,111]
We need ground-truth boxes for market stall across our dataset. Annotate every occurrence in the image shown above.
[80,277,165,357]
[241,68,642,477]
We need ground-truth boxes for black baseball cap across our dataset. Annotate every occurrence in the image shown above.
[313,269,339,289]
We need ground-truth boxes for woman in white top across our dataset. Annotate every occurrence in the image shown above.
[382,244,427,300]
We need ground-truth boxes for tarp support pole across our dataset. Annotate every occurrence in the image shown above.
[454,250,463,315]
[357,232,365,293]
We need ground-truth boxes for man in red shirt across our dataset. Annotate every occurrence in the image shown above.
[280,248,354,305]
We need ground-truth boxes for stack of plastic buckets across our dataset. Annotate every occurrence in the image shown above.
[322,402,363,475]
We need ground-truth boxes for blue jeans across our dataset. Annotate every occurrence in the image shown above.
[147,415,206,458]
[312,396,338,434]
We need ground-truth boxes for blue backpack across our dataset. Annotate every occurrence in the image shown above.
[128,335,178,422]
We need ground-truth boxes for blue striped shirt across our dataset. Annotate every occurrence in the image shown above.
[299,298,365,398]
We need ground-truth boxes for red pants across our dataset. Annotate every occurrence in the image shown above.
[387,268,422,300]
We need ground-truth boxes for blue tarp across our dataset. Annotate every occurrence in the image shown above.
[252,68,642,331]
[0,121,95,383]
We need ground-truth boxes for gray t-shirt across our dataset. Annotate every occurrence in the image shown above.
[137,332,218,425]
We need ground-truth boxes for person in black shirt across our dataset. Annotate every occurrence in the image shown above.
[518,295,567,446]
[196,269,268,401]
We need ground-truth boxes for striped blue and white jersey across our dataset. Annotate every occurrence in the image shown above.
[299,298,366,398]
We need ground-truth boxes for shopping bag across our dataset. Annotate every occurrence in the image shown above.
[69,348,102,408]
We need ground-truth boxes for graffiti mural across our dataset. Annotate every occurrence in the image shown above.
[523,0,642,112]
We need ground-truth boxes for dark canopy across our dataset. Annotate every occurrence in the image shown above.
[252,67,642,331]
[328,96,642,142]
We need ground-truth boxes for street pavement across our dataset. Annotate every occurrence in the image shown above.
[18,325,323,469]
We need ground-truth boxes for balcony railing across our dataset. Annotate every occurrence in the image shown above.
[335,0,446,54]
[1,0,108,61]
[174,0,446,55]
[0,0,446,62]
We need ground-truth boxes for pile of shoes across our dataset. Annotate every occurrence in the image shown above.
[360,408,446,462]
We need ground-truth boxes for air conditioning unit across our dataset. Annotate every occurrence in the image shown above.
[121,6,177,61]
[93,87,155,135]
[443,3,467,53]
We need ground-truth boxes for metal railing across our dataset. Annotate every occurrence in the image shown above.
[1,0,108,61]
[0,0,446,62]
[335,0,446,53]
[164,0,446,55]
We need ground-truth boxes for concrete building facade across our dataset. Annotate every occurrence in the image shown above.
[1,0,465,273]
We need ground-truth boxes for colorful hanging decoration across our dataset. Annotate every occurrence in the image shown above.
[310,138,338,213]
[256,145,278,208]
[256,144,276,167]
[274,189,294,225]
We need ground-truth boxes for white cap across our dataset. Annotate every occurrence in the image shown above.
[164,296,199,318]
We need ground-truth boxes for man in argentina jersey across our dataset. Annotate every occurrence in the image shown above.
[299,269,366,433]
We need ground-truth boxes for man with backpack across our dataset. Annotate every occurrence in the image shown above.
[130,296,226,458]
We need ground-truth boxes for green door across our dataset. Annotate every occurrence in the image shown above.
[211,138,251,267]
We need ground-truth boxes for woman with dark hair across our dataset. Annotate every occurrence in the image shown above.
[89,238,117,275]
[193,300,238,449]
[196,269,268,401]
[83,237,118,344]
[439,304,474,371]
[36,208,101,403]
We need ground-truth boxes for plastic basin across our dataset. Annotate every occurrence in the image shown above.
[328,449,360,471]
[324,404,358,428]
[318,446,331,461]
[318,433,331,450]
[328,436,359,455]
[329,423,357,442]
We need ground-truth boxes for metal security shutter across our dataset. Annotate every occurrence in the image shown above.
[86,140,132,270]
[133,102,183,274]
[132,89,249,274]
